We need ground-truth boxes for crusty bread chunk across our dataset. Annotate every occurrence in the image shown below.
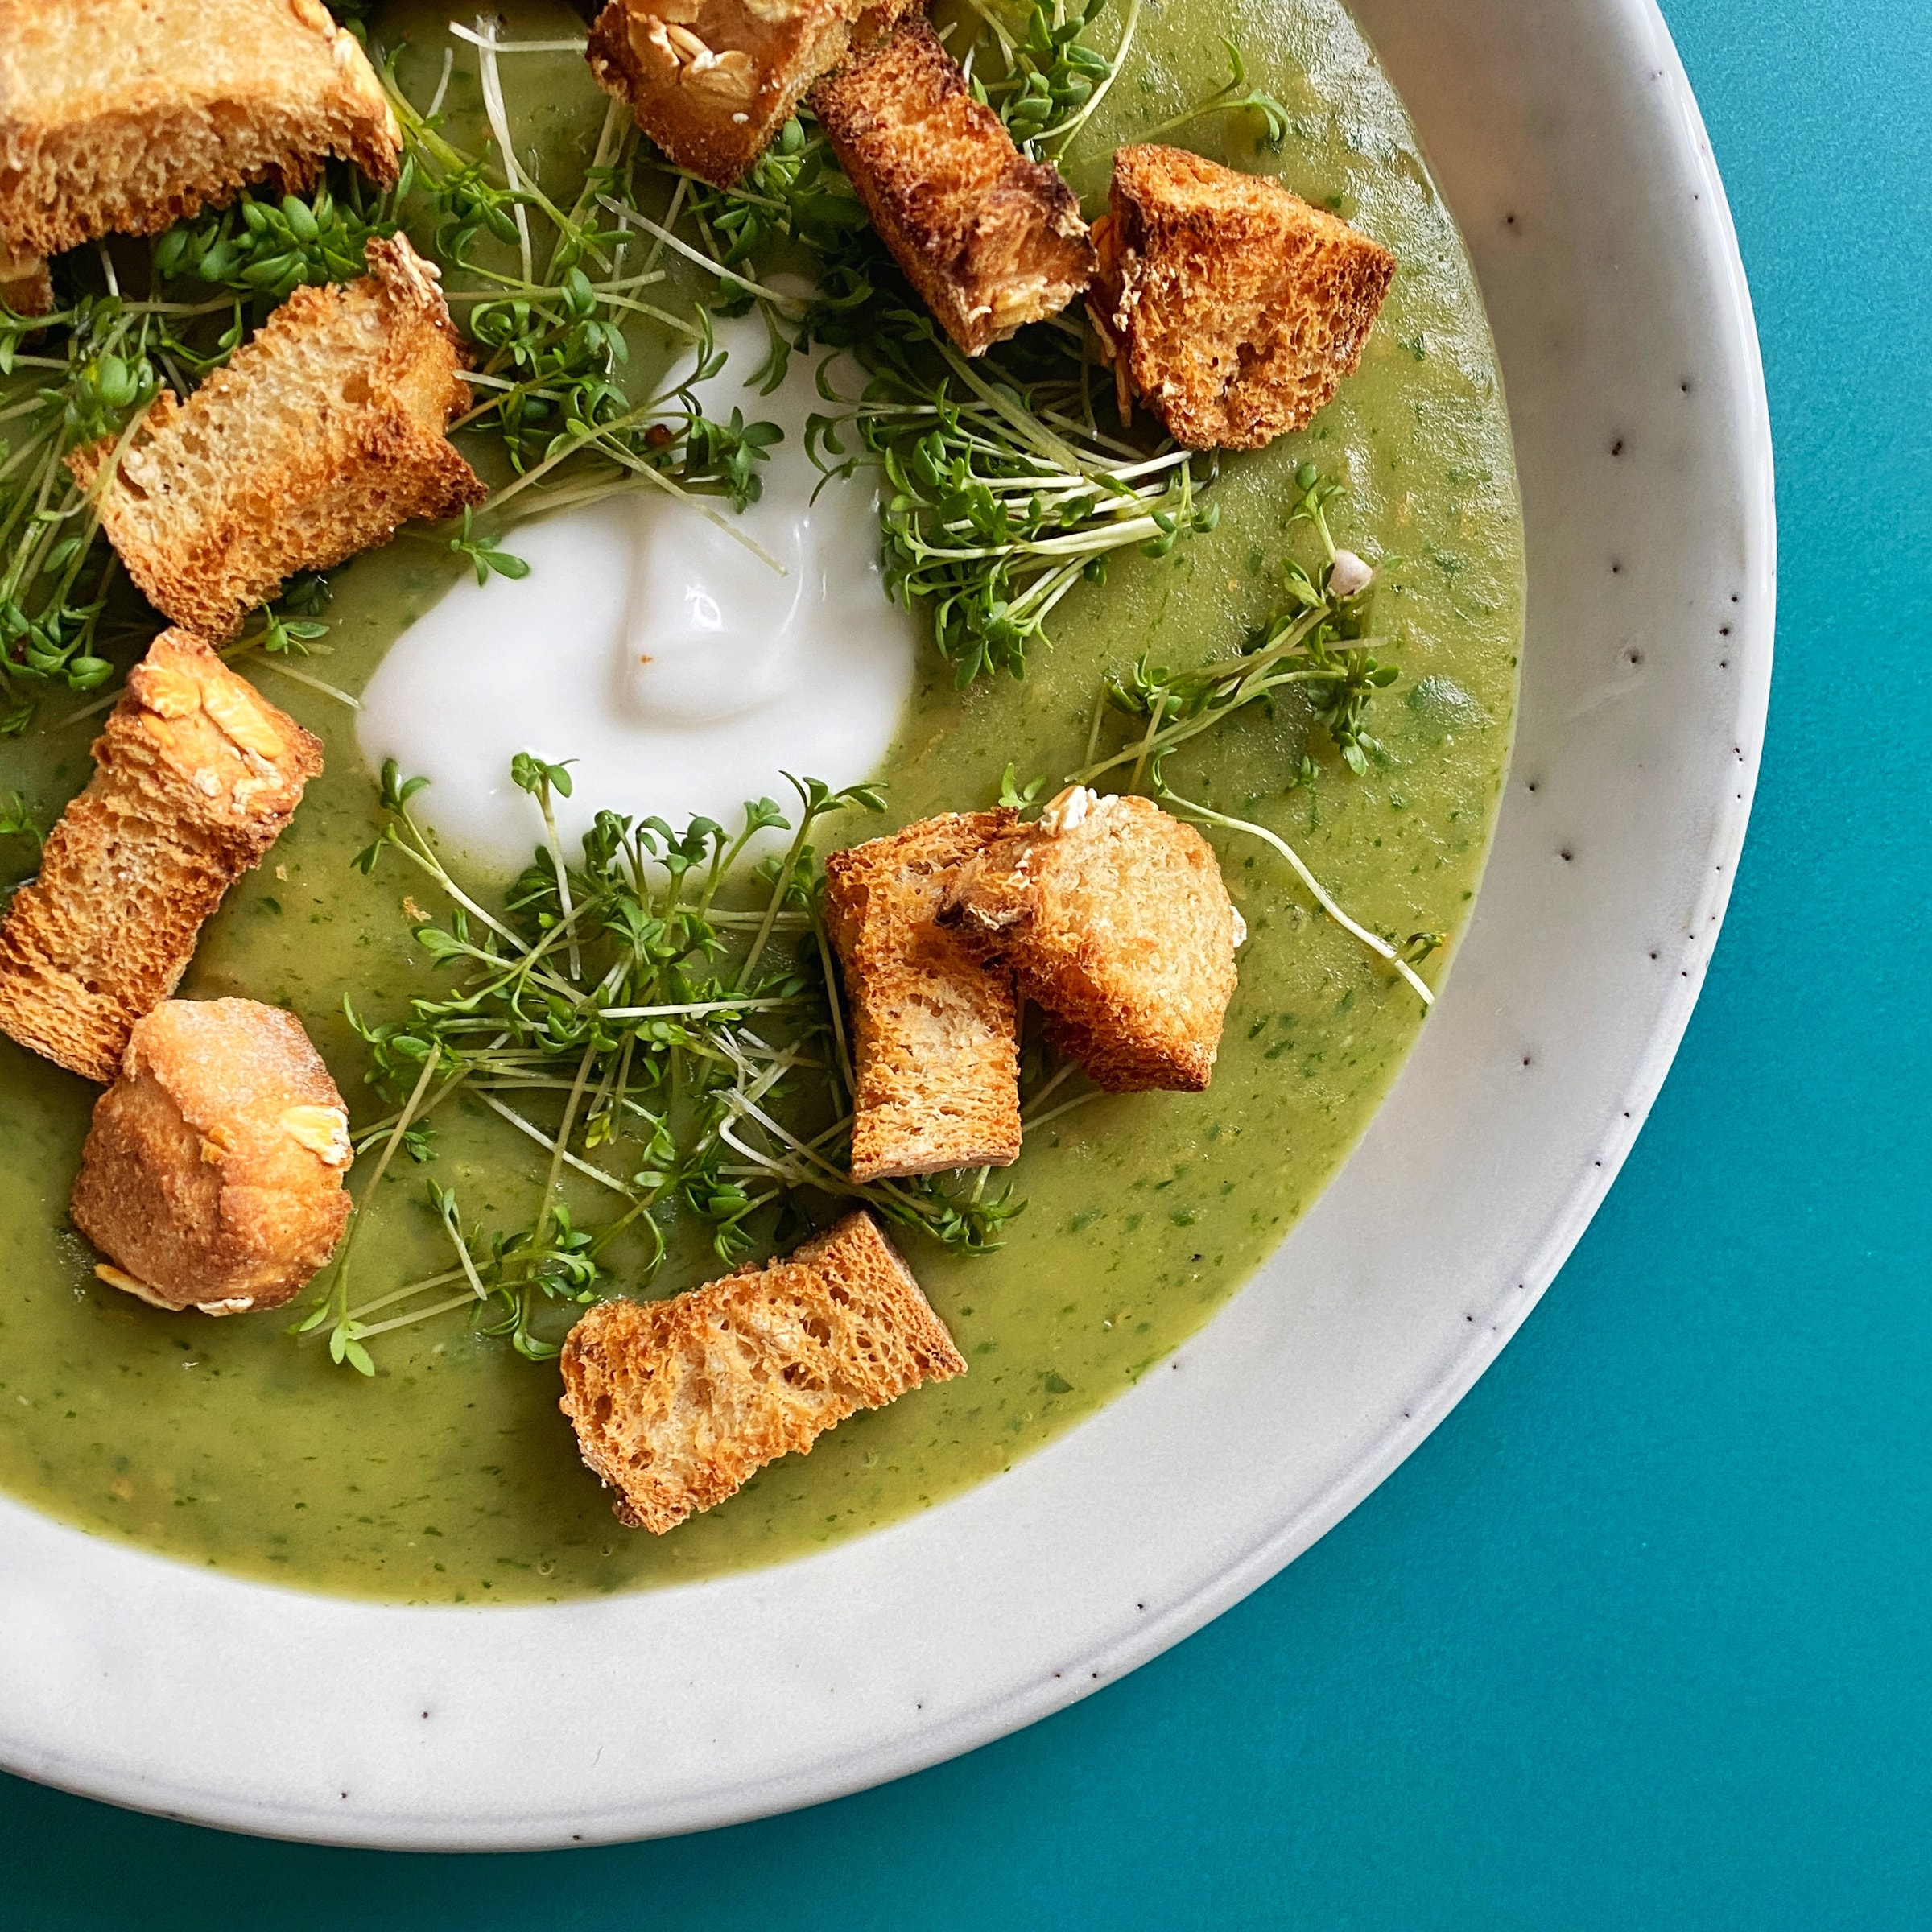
[826,811,1022,1182]
[0,241,50,316]
[587,0,917,188]
[1088,144,1396,450]
[560,1212,964,1532]
[71,997,353,1315]
[812,18,1094,356]
[0,630,321,1083]
[0,0,400,258]
[68,234,483,638]
[939,787,1241,1092]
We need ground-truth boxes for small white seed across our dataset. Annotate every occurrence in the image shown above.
[283,1104,353,1166]
[203,681,285,760]
[1329,549,1375,599]
[130,663,202,719]
[96,1264,174,1309]
[634,16,682,69]
[1038,785,1098,835]
[683,51,756,99]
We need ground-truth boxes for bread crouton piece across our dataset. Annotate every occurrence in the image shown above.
[0,241,51,317]
[1088,144,1396,450]
[811,19,1094,356]
[0,0,401,259]
[826,811,1022,1182]
[586,0,918,188]
[0,630,321,1083]
[68,233,483,638]
[71,998,353,1314]
[939,787,1241,1092]
[560,1211,965,1532]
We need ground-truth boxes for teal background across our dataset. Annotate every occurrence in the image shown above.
[4,0,1926,1921]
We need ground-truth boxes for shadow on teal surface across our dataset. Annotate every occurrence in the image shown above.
[2,0,1929,1922]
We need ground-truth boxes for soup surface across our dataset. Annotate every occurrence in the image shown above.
[0,0,1522,1601]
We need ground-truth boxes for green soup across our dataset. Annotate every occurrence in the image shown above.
[0,0,1521,1600]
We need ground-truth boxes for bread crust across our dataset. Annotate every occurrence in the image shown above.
[586,0,919,188]
[0,0,401,258]
[939,788,1240,1092]
[825,810,1021,1181]
[1088,144,1396,450]
[0,629,321,1083]
[68,234,482,638]
[559,1212,966,1532]
[0,239,50,316]
[71,997,353,1313]
[811,18,1094,356]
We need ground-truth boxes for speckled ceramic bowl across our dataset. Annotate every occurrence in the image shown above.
[0,0,1772,1847]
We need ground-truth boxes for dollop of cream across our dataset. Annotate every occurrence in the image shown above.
[357,319,916,872]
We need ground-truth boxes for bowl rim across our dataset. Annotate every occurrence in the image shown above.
[0,0,1774,1849]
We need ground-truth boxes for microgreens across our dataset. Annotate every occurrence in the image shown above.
[1143,39,1294,149]
[1070,466,1396,788]
[971,0,1141,160]
[808,318,1220,684]
[0,789,41,890]
[448,506,531,586]
[1070,470,1433,1005]
[306,762,1030,1371]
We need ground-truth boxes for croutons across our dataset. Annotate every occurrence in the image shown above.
[826,811,1022,1182]
[70,997,353,1314]
[560,1211,965,1532]
[1088,144,1396,450]
[0,630,321,1084]
[586,0,918,188]
[0,242,50,316]
[811,18,1094,356]
[0,0,400,260]
[68,233,483,638]
[939,787,1241,1092]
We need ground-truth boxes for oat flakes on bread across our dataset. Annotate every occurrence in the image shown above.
[0,629,321,1084]
[586,0,919,188]
[0,0,400,260]
[68,233,484,638]
[939,787,1241,1092]
[559,1211,965,1532]
[811,17,1094,357]
[825,810,1022,1182]
[1088,143,1396,450]
[72,998,353,1315]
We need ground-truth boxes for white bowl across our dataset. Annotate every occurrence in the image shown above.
[0,0,1772,1847]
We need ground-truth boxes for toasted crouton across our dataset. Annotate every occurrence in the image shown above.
[1088,144,1396,450]
[0,241,50,316]
[0,0,401,259]
[826,811,1022,1182]
[939,787,1240,1092]
[586,0,917,188]
[71,998,353,1314]
[811,19,1094,356]
[68,233,483,638]
[560,1212,965,1532]
[0,630,321,1084]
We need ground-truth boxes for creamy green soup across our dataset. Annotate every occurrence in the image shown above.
[0,0,1521,1600]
